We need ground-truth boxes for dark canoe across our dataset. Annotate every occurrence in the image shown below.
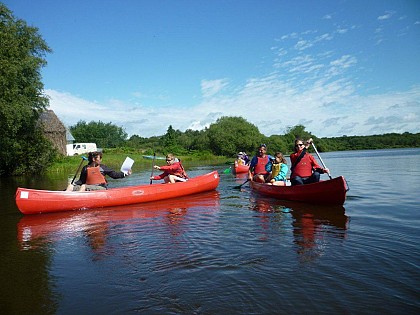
[250,176,349,206]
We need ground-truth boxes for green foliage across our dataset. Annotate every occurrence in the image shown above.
[265,135,289,155]
[159,125,188,155]
[207,116,264,156]
[0,4,55,176]
[70,120,128,148]
[324,132,420,151]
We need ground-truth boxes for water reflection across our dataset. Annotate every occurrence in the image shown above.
[250,196,348,263]
[291,203,348,263]
[17,191,221,255]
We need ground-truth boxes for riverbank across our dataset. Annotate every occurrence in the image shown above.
[48,152,230,175]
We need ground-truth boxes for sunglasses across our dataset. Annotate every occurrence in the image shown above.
[296,143,305,146]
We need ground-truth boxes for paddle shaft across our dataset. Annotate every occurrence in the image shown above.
[234,178,250,189]
[71,156,87,185]
[149,152,156,185]
[310,142,332,179]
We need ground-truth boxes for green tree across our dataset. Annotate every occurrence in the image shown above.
[265,135,289,155]
[70,120,128,148]
[206,116,264,156]
[158,125,183,154]
[0,4,55,176]
[283,124,313,152]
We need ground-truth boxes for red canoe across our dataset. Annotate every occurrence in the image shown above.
[250,176,349,206]
[233,162,249,174]
[15,171,220,215]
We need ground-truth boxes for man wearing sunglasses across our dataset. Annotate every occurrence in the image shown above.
[290,138,329,186]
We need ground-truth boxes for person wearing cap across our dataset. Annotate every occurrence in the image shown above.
[236,152,246,165]
[242,152,250,165]
[248,144,271,183]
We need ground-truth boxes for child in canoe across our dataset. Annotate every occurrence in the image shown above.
[265,152,288,186]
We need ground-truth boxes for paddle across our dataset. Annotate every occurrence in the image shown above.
[149,152,156,185]
[223,167,232,174]
[310,142,332,179]
[71,156,88,185]
[234,178,250,189]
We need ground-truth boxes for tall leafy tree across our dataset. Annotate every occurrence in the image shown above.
[0,4,55,176]
[70,120,128,148]
[206,116,264,156]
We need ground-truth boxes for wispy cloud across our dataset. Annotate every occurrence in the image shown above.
[201,79,229,98]
[377,11,395,20]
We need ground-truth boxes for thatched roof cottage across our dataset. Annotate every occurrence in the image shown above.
[38,109,67,155]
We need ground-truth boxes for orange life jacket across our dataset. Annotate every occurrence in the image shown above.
[86,166,107,185]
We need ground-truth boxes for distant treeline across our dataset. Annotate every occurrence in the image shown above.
[322,132,420,151]
[70,117,420,158]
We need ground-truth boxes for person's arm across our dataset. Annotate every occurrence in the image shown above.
[308,154,329,173]
[158,163,179,172]
[248,156,257,179]
[265,160,272,173]
[74,166,88,185]
[280,163,289,180]
[101,164,126,179]
[151,172,166,180]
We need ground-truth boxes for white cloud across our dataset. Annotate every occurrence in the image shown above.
[47,81,420,139]
[200,79,229,98]
[377,11,394,20]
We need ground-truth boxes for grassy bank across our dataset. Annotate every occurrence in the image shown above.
[48,152,230,176]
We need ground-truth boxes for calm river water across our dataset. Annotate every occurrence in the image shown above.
[0,149,419,314]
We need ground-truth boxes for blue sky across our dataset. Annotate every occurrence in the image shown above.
[4,0,420,137]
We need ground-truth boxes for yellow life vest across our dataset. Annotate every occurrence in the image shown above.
[271,163,282,178]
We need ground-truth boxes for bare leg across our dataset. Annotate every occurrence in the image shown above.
[272,181,286,186]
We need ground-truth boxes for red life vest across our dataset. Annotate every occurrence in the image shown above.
[253,156,269,175]
[172,161,189,179]
[86,166,107,185]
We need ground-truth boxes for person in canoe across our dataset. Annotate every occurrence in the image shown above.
[237,152,250,165]
[150,153,188,183]
[235,152,246,166]
[290,138,329,186]
[66,151,131,191]
[248,144,272,183]
[265,152,288,186]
